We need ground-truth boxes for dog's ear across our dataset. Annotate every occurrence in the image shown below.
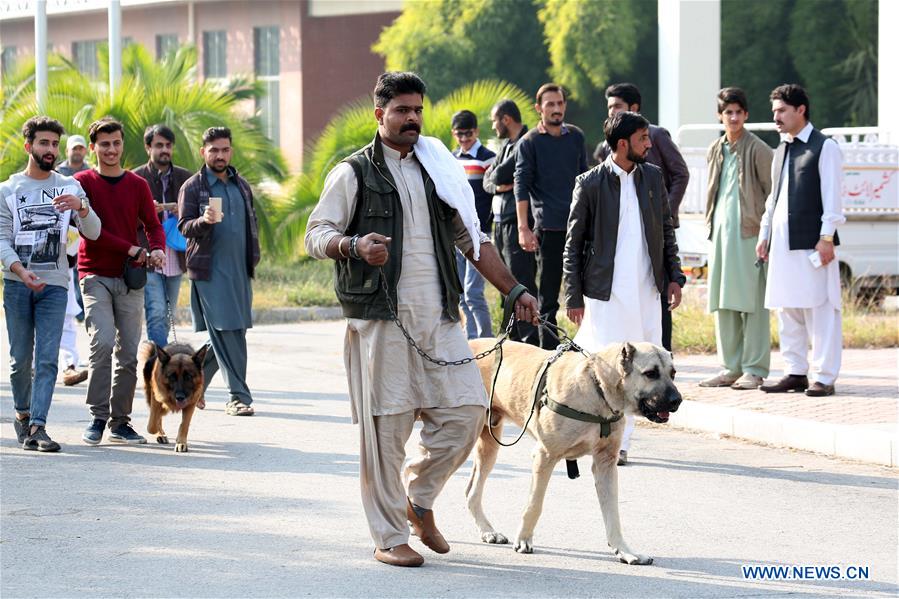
[155,345,171,365]
[618,342,636,376]
[192,344,209,368]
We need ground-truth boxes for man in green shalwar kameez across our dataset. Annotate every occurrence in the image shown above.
[700,88,774,390]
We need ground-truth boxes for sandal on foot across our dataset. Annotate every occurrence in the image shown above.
[225,399,254,416]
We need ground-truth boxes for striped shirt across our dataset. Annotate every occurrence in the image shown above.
[453,140,495,233]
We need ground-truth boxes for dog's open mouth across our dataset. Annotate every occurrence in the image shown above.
[639,399,670,423]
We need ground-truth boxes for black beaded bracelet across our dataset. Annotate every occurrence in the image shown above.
[349,235,361,260]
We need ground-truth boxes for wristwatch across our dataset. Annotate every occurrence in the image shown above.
[819,234,834,242]
[80,198,89,212]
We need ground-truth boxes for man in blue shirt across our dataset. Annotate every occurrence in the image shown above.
[451,110,496,339]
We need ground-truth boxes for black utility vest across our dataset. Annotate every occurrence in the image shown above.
[771,127,840,250]
[334,136,463,321]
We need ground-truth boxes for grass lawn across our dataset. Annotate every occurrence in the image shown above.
[176,257,897,352]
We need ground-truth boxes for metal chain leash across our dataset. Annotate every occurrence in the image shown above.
[379,267,515,366]
[374,263,604,450]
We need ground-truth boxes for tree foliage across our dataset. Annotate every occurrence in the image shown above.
[721,0,798,123]
[537,0,638,101]
[1,43,287,247]
[374,0,550,101]
[723,0,878,129]
[281,80,531,258]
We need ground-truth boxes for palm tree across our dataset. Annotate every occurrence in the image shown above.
[0,43,287,246]
[275,79,532,258]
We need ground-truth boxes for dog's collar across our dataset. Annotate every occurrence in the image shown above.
[533,351,623,438]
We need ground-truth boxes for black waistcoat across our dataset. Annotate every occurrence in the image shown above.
[771,127,840,250]
[334,134,463,321]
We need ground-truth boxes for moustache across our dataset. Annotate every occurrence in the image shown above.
[400,124,421,133]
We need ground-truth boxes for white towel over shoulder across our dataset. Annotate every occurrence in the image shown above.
[414,135,483,260]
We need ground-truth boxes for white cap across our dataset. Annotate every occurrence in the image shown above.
[66,135,87,151]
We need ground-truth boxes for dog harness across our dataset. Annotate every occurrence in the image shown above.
[533,349,623,440]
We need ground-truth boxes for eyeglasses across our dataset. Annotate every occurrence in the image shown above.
[453,129,475,139]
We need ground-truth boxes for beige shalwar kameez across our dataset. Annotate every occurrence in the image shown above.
[305,144,488,549]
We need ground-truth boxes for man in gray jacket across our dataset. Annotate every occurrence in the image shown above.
[0,116,101,452]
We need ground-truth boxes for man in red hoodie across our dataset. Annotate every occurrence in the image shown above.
[75,118,166,446]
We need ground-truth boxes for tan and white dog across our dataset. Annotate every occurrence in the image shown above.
[465,339,681,565]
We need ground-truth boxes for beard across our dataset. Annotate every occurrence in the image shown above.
[626,144,647,164]
[153,154,172,167]
[32,150,55,172]
[209,160,229,173]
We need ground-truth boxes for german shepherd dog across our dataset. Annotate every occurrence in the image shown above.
[139,342,208,452]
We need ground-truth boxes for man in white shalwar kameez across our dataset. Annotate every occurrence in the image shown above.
[304,72,539,568]
[757,84,845,396]
[564,111,686,466]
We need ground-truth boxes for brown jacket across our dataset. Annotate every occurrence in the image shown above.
[705,131,773,239]
[177,165,260,281]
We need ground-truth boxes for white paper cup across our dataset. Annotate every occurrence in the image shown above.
[208,196,223,222]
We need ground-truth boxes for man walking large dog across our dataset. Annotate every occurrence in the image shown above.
[305,72,538,567]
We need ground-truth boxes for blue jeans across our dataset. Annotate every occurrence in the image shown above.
[455,250,492,339]
[3,280,67,426]
[144,271,182,347]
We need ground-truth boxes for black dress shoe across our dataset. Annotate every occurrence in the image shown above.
[805,382,835,397]
[759,375,809,393]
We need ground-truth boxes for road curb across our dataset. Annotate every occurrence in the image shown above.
[670,398,897,467]
[173,306,342,324]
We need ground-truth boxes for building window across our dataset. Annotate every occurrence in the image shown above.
[254,26,280,145]
[203,30,227,79]
[1,46,16,75]
[72,40,102,77]
[156,34,179,59]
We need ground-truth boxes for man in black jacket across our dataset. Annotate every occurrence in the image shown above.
[133,124,192,349]
[593,83,690,351]
[564,111,686,465]
[483,99,537,345]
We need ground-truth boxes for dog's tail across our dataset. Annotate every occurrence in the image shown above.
[138,340,157,365]
[138,341,157,406]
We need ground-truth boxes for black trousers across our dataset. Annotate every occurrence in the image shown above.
[661,286,672,352]
[535,229,566,349]
[496,222,539,346]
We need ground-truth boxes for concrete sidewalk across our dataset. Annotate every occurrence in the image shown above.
[673,349,898,467]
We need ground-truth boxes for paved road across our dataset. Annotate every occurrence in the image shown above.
[2,321,897,598]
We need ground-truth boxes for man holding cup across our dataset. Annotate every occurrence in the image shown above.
[178,127,260,416]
